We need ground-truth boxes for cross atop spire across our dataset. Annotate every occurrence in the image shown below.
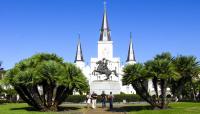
[126,32,136,62]
[99,0,111,41]
[74,34,84,63]
[104,0,107,11]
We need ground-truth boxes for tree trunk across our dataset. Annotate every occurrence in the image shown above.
[46,82,55,108]
[42,82,48,108]
[152,77,159,103]
[132,81,161,109]
[17,85,42,110]
[176,78,185,100]
[160,79,167,109]
[14,86,34,106]
[32,86,45,109]
[54,86,65,105]
[191,83,197,102]
[57,87,72,105]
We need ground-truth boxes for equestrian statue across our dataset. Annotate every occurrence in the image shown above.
[92,58,118,80]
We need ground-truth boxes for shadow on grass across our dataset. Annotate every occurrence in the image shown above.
[11,106,81,112]
[107,105,153,112]
[11,107,38,111]
[58,106,81,111]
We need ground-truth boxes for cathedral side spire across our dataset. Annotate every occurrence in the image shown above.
[99,0,111,41]
[74,34,84,63]
[126,32,136,63]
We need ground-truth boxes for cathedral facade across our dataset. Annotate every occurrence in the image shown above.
[74,3,136,95]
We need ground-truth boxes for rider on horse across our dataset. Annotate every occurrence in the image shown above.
[93,58,118,80]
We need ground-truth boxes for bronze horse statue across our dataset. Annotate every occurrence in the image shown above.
[92,58,118,80]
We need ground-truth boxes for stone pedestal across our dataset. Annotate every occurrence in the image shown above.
[90,80,121,95]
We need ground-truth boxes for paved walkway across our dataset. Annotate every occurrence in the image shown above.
[60,103,128,114]
[83,107,126,114]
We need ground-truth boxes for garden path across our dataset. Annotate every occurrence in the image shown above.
[83,107,126,114]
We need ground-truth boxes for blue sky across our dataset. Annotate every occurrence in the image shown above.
[0,0,200,69]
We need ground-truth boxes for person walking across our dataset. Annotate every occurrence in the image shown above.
[108,92,114,110]
[101,91,107,108]
[91,91,98,109]
[86,92,91,108]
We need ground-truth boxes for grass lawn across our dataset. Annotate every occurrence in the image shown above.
[0,103,83,114]
[0,102,200,114]
[126,102,200,114]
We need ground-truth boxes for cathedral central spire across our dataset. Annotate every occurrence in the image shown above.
[74,34,84,63]
[126,32,136,63]
[99,1,111,41]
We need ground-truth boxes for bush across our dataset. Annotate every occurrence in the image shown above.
[0,99,11,103]
[114,94,142,102]
[65,95,86,103]
[65,94,143,103]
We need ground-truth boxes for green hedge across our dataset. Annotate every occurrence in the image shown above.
[0,99,10,104]
[0,99,25,103]
[65,95,86,103]
[1,94,143,103]
[65,94,143,103]
[114,94,142,102]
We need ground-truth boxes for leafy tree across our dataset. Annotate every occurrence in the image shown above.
[123,52,179,109]
[5,53,89,111]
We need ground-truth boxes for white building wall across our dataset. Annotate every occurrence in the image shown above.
[98,41,113,59]
[74,41,139,95]
[75,61,85,70]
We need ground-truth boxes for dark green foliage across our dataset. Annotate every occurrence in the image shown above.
[5,53,89,111]
[65,95,86,103]
[123,52,200,109]
[171,55,200,101]
[0,62,6,101]
[123,52,180,109]
[114,94,142,102]
[0,61,4,80]
[64,94,142,103]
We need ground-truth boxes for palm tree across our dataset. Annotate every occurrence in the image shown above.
[123,63,160,108]
[5,53,89,111]
[172,55,200,101]
[123,52,179,109]
[145,53,179,109]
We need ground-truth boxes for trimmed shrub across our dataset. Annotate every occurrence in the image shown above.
[114,94,142,102]
[65,94,142,103]
[65,95,86,103]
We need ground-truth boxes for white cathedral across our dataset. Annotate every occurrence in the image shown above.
[73,3,145,95]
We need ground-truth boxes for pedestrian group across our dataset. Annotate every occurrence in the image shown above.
[86,91,114,110]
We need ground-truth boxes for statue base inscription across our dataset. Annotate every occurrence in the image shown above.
[90,80,121,95]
